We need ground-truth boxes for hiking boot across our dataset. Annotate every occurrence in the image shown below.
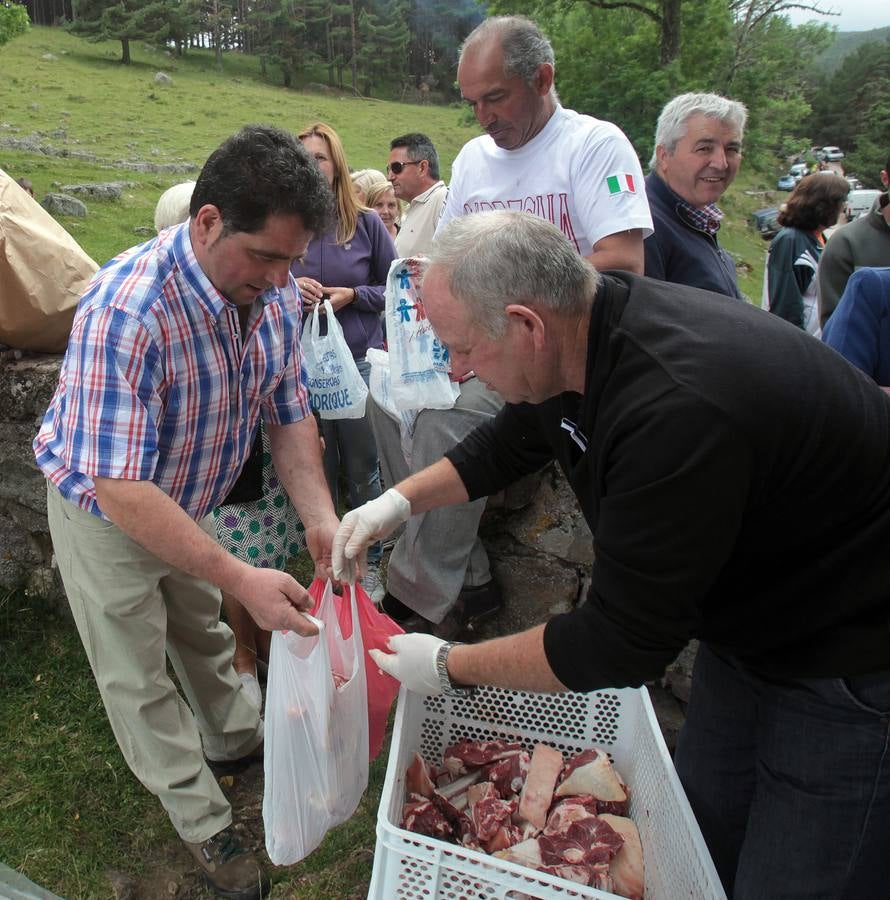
[206,740,264,777]
[380,592,414,622]
[183,826,270,900]
[430,608,463,641]
[458,581,503,634]
[380,592,435,634]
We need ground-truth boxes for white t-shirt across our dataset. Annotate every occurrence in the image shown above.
[437,106,652,257]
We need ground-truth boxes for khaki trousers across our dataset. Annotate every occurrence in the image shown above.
[46,483,263,842]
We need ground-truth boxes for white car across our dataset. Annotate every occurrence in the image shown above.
[789,162,809,182]
[845,189,881,220]
[820,146,845,161]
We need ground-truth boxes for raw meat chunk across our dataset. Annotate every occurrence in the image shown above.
[600,813,645,900]
[555,748,627,802]
[405,751,436,798]
[518,743,565,831]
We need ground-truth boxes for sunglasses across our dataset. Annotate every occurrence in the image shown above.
[387,160,421,175]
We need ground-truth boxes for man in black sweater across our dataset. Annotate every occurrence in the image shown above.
[644,92,746,298]
[334,211,890,899]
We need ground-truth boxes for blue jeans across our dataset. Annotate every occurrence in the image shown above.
[319,357,382,566]
[674,643,890,899]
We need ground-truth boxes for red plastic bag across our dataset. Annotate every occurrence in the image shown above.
[309,578,403,760]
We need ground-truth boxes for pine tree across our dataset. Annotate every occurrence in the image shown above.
[69,0,176,63]
[356,0,409,97]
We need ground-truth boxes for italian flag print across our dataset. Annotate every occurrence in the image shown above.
[606,173,636,195]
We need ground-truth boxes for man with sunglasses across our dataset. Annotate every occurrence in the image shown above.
[388,132,447,258]
[372,14,652,640]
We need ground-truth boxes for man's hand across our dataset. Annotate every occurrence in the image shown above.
[232,566,318,636]
[332,488,411,582]
[304,513,339,583]
[369,633,446,696]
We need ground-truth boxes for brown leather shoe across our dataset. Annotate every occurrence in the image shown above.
[183,826,270,899]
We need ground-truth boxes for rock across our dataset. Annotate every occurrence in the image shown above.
[58,182,126,201]
[0,356,66,609]
[662,641,699,703]
[154,71,173,85]
[504,463,593,564]
[133,226,154,236]
[41,53,57,61]
[645,681,686,752]
[41,193,87,217]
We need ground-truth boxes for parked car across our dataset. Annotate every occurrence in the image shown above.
[750,206,780,240]
[789,162,809,182]
[820,146,845,161]
[777,173,796,190]
[845,189,882,220]
[846,175,863,190]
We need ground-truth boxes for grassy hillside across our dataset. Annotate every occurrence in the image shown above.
[0,26,478,262]
[2,25,789,294]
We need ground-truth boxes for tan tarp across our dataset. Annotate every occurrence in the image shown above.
[0,168,98,352]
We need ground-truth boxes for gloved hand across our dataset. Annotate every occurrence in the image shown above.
[332,488,411,582]
[369,633,446,696]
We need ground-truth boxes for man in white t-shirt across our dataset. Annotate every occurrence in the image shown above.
[389,132,448,258]
[373,15,652,637]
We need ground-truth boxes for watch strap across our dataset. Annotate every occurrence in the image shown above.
[435,641,475,697]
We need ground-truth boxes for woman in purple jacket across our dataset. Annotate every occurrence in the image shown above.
[293,122,396,600]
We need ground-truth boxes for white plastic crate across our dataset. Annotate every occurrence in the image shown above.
[369,685,725,900]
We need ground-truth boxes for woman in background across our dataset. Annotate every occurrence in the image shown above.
[366,180,401,242]
[294,123,396,603]
[764,173,849,335]
[351,168,387,205]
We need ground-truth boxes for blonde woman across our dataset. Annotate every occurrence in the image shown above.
[351,167,387,205]
[366,180,401,242]
[294,123,396,602]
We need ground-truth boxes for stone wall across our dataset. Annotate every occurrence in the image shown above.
[0,353,65,604]
[0,352,597,624]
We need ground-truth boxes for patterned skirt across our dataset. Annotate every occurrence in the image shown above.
[213,428,305,570]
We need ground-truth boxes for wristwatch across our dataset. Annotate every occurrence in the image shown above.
[435,642,476,697]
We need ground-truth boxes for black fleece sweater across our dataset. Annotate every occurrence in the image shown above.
[446,272,890,691]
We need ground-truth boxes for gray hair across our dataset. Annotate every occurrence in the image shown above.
[462,16,557,98]
[350,168,387,197]
[650,92,748,169]
[154,181,195,232]
[390,132,440,181]
[428,211,598,339]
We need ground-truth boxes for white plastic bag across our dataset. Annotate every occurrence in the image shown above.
[384,258,458,412]
[263,581,369,864]
[367,347,399,420]
[302,299,369,420]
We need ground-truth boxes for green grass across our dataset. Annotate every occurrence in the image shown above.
[1,26,477,263]
[0,574,390,898]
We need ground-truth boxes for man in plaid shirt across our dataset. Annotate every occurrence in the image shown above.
[33,125,337,899]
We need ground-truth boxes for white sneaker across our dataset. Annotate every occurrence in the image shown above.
[362,564,386,605]
[238,671,262,710]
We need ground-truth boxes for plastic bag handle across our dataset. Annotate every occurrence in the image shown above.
[309,302,322,342]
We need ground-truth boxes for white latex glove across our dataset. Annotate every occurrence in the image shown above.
[332,488,411,582]
[369,633,446,696]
